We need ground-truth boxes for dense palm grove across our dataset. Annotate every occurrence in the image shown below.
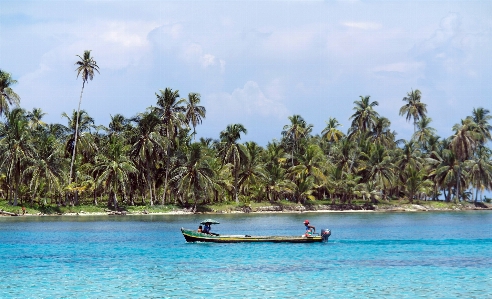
[1,52,492,211]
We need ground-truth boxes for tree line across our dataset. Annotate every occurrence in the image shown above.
[1,51,492,211]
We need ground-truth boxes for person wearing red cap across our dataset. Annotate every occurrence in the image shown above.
[304,220,315,236]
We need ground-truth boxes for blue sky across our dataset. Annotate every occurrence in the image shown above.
[1,0,491,145]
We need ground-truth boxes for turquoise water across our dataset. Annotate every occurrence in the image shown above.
[0,212,491,298]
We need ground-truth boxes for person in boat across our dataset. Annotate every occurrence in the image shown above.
[202,223,211,234]
[197,225,203,233]
[304,220,315,236]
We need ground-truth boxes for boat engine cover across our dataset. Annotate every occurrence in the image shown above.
[321,229,331,242]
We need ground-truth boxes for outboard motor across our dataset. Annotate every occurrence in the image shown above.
[321,229,331,242]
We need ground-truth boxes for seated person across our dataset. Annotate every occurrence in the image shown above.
[202,223,211,234]
[197,225,203,233]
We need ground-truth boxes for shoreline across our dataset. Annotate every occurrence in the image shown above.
[2,202,491,217]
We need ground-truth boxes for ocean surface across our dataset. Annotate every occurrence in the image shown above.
[0,211,491,298]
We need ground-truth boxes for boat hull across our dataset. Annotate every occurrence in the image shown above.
[181,228,325,243]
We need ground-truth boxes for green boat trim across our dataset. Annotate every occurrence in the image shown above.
[181,227,331,243]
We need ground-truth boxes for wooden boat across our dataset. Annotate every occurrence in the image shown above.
[181,227,331,243]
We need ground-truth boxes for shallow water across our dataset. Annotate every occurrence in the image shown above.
[1,212,491,298]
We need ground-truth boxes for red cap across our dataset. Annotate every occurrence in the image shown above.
[304,220,309,224]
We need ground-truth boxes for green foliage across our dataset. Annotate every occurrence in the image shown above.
[1,66,491,211]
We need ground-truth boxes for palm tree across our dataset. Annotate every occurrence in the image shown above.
[238,142,266,200]
[218,124,247,203]
[153,88,186,138]
[23,128,64,205]
[288,143,326,184]
[370,116,396,148]
[431,145,459,202]
[470,107,492,145]
[184,92,206,140]
[153,88,186,204]
[465,146,492,203]
[93,136,137,210]
[130,112,165,206]
[321,117,343,143]
[450,118,479,201]
[264,141,291,202]
[399,89,427,134]
[0,108,33,206]
[71,50,99,184]
[27,108,47,130]
[171,143,214,212]
[62,110,96,170]
[413,116,436,150]
[349,96,379,136]
[108,114,130,137]
[403,165,433,203]
[0,69,21,117]
[290,172,316,204]
[281,115,312,166]
[395,140,424,171]
[330,137,357,174]
[360,143,395,199]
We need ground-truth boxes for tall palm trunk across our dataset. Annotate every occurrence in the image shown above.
[456,164,461,203]
[163,144,170,205]
[474,174,481,203]
[13,159,20,206]
[69,81,85,184]
[146,160,153,206]
[234,165,239,203]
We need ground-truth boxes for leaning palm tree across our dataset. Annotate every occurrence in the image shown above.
[71,50,99,184]
[0,69,21,117]
[399,89,427,134]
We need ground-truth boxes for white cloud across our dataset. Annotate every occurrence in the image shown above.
[181,43,222,70]
[201,54,216,68]
[342,21,382,30]
[207,81,289,120]
[372,62,425,74]
[150,24,225,71]
[415,13,461,55]
[101,22,150,48]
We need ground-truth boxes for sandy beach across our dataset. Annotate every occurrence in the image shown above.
[2,201,490,217]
